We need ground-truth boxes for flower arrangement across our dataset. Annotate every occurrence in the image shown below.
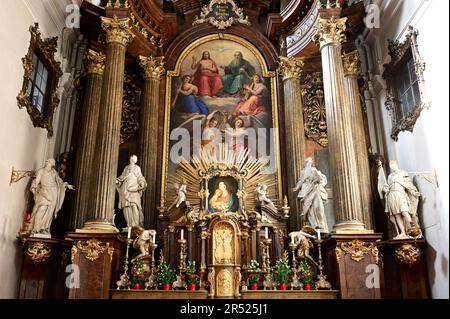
[247,260,261,290]
[185,261,200,285]
[131,258,146,289]
[273,257,291,285]
[156,259,174,289]
[299,260,314,290]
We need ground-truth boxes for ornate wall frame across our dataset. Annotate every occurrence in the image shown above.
[383,26,430,141]
[17,23,63,137]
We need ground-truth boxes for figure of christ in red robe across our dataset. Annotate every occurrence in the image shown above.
[191,51,224,97]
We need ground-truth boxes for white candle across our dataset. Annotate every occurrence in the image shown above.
[291,234,294,244]
[181,229,184,241]
[317,228,321,241]
[127,227,131,239]
[265,227,269,239]
[152,232,156,243]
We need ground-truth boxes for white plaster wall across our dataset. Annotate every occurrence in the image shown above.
[364,0,449,299]
[0,0,73,298]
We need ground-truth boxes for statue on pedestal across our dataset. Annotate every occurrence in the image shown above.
[132,226,157,262]
[255,183,276,211]
[29,158,74,237]
[116,155,148,228]
[293,158,329,233]
[378,160,422,240]
[168,179,188,210]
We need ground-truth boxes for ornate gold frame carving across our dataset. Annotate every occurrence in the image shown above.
[301,72,328,148]
[335,239,379,264]
[395,244,421,267]
[17,23,63,137]
[162,34,282,206]
[27,242,52,263]
[73,239,114,262]
[192,0,251,30]
[383,26,430,141]
[10,167,34,185]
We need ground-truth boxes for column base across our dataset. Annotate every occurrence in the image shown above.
[333,220,373,234]
[79,220,119,233]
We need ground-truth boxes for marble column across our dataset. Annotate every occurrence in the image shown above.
[71,50,105,229]
[84,17,135,231]
[343,51,374,230]
[279,57,306,231]
[138,56,165,228]
[313,17,367,232]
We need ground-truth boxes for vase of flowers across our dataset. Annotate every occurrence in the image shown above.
[185,261,200,291]
[131,258,145,290]
[156,259,174,291]
[247,260,261,290]
[273,256,291,291]
[299,260,314,291]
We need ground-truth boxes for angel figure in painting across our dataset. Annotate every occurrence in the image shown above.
[232,74,268,118]
[168,179,188,211]
[29,158,74,237]
[174,75,209,116]
[378,160,422,240]
[293,158,329,233]
[132,226,157,262]
[116,155,148,228]
[202,110,223,154]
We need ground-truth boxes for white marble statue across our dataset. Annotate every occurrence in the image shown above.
[29,158,74,237]
[378,160,421,240]
[132,226,157,262]
[255,183,276,209]
[116,155,147,228]
[168,179,188,210]
[293,158,329,233]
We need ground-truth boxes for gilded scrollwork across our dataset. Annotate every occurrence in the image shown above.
[342,51,360,76]
[75,239,114,262]
[312,17,347,47]
[139,56,165,80]
[395,244,421,266]
[16,23,63,137]
[192,0,251,30]
[101,16,135,46]
[335,240,379,264]
[27,242,51,263]
[85,50,106,76]
[279,56,304,81]
[301,72,328,148]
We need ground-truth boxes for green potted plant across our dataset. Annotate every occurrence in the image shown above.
[273,257,291,290]
[247,260,261,290]
[156,259,174,291]
[299,260,314,291]
[185,261,200,291]
[131,258,145,290]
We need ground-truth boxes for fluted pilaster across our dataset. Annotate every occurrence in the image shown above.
[71,50,105,229]
[313,17,367,232]
[279,57,306,231]
[138,56,165,228]
[343,50,373,230]
[84,16,135,231]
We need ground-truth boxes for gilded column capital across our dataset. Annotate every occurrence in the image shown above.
[312,17,347,48]
[86,49,106,75]
[279,56,304,81]
[139,56,165,80]
[101,16,135,46]
[342,50,360,76]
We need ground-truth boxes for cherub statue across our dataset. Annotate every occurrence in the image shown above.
[168,179,188,211]
[132,226,157,262]
[288,228,316,261]
[29,158,74,237]
[255,183,276,210]
[378,160,422,240]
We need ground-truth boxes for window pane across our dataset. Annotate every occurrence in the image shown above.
[32,54,38,68]
[412,81,421,105]
[409,61,417,82]
[27,80,33,96]
[406,89,414,113]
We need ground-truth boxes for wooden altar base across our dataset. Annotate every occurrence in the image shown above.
[110,290,339,299]
[111,290,209,299]
[241,290,339,299]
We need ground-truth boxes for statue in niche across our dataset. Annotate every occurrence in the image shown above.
[168,179,188,210]
[378,160,422,240]
[293,158,329,233]
[116,155,147,227]
[29,158,74,237]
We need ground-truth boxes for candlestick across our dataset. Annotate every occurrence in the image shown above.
[116,238,132,290]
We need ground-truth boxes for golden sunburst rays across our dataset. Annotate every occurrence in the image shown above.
[166,144,278,212]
